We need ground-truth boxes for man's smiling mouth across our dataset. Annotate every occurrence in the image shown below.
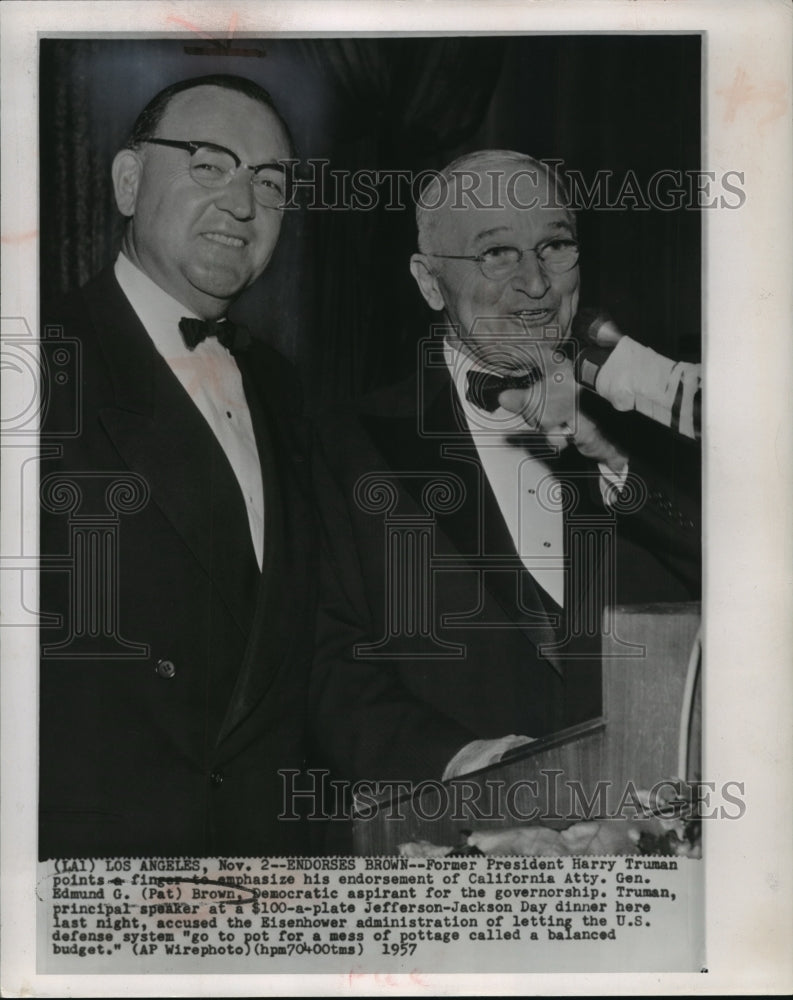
[202,232,246,248]
[513,308,555,323]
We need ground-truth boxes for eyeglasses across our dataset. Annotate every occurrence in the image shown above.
[427,237,580,280]
[143,138,286,208]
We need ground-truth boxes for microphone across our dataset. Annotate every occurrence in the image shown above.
[572,308,701,441]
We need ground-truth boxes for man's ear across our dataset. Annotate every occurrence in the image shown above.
[111,150,143,218]
[409,254,445,312]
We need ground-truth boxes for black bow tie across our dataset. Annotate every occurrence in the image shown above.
[465,367,543,412]
[178,317,252,354]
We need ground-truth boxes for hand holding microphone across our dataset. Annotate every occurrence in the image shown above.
[573,309,702,441]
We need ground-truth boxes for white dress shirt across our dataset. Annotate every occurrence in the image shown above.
[114,253,264,569]
[442,341,630,781]
[446,343,567,608]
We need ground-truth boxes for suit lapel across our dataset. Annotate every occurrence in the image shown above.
[84,270,259,636]
[215,355,288,744]
[360,367,560,659]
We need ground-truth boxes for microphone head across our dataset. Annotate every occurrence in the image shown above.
[572,308,623,348]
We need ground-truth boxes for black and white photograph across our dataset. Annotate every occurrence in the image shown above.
[1,0,791,994]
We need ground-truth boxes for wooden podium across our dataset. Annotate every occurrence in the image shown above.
[352,603,701,855]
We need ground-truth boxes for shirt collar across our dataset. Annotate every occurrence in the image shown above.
[114,252,210,359]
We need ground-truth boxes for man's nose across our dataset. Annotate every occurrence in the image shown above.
[511,249,551,298]
[215,169,257,220]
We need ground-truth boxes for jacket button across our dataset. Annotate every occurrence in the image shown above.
[156,659,176,679]
[210,771,224,786]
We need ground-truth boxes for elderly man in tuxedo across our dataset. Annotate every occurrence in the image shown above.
[311,149,699,792]
[39,75,314,858]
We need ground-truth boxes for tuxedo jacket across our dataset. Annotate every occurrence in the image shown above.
[39,268,316,859]
[310,362,700,788]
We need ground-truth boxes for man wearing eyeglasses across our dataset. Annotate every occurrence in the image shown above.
[39,75,315,859]
[311,150,700,797]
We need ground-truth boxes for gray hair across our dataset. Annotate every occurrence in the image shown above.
[415,149,574,253]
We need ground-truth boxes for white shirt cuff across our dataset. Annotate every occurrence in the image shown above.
[598,461,630,507]
[442,735,535,781]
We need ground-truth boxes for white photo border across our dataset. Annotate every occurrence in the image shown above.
[2,0,792,995]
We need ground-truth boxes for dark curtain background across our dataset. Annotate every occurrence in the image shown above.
[40,36,700,409]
